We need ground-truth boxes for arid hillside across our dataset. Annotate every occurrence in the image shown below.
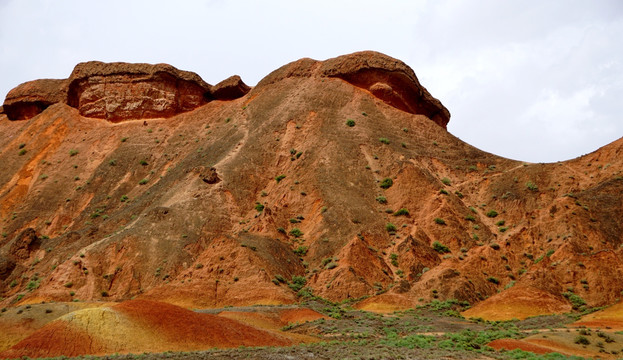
[1,51,622,321]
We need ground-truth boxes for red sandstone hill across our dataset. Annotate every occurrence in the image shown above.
[0,51,622,321]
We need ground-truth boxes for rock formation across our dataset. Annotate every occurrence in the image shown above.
[2,79,68,120]
[2,62,250,121]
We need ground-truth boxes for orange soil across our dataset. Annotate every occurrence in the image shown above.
[462,286,571,320]
[525,338,601,358]
[354,293,414,313]
[488,339,557,355]
[0,320,106,358]
[572,302,623,330]
[115,300,293,348]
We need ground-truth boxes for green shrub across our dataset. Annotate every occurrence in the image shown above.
[345,119,355,127]
[485,210,498,218]
[495,220,505,226]
[275,174,286,183]
[487,277,500,284]
[526,181,539,191]
[439,189,449,195]
[434,217,446,225]
[441,177,451,186]
[138,178,148,185]
[465,215,475,222]
[18,149,27,156]
[385,223,397,232]
[254,203,264,212]
[432,241,450,253]
[288,276,307,292]
[69,149,79,156]
[393,208,409,216]
[574,335,590,345]
[139,159,148,166]
[289,228,303,238]
[376,196,387,204]
[379,138,390,144]
[562,291,586,310]
[380,178,393,189]
[293,246,308,256]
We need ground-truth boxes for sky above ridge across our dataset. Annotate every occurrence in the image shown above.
[1,0,622,163]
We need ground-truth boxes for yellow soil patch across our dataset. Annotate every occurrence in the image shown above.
[462,286,571,320]
[354,293,413,313]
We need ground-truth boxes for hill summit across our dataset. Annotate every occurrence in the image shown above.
[1,50,622,327]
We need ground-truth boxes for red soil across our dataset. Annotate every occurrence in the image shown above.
[0,320,106,358]
[488,339,556,355]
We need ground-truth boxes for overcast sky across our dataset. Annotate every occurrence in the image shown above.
[1,1,622,163]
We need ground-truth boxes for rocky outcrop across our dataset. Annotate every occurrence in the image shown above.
[320,51,450,128]
[255,51,450,128]
[2,62,252,121]
[8,228,39,261]
[66,61,212,121]
[2,79,68,120]
[211,75,250,100]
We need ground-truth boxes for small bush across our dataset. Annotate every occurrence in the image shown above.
[376,196,387,204]
[439,189,449,195]
[490,243,500,250]
[289,228,303,238]
[254,203,264,212]
[434,217,446,225]
[138,178,148,185]
[385,223,397,232]
[345,119,355,127]
[69,149,79,157]
[293,246,308,256]
[432,241,450,253]
[393,208,409,216]
[495,220,505,226]
[18,149,27,156]
[487,277,500,284]
[288,276,307,292]
[139,159,148,166]
[380,178,393,189]
[485,210,498,218]
[441,177,451,186]
[526,181,539,191]
[465,215,475,222]
[379,138,390,144]
[275,175,286,183]
[120,195,129,202]
[574,335,590,345]
[64,282,73,288]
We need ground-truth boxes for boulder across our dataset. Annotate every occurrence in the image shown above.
[8,228,39,261]
[66,61,212,121]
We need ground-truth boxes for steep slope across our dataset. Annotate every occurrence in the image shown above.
[0,51,622,318]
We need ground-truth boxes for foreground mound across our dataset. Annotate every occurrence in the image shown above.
[0,300,291,358]
[461,286,572,320]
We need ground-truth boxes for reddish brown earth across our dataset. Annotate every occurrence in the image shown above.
[488,339,557,355]
[1,51,623,357]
